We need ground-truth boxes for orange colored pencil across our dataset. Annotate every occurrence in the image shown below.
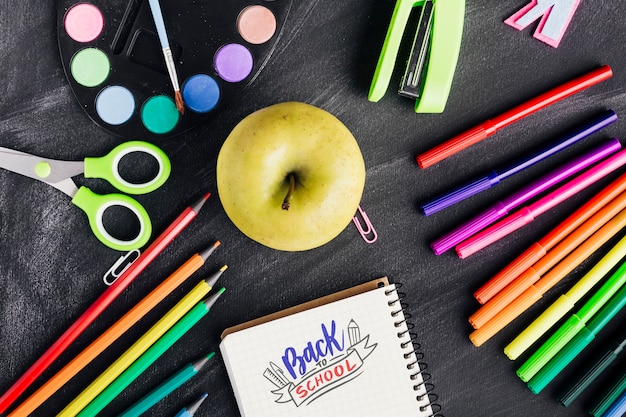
[470,198,626,329]
[474,172,626,304]
[470,209,626,347]
[7,242,219,417]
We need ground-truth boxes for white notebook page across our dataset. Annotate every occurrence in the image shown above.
[220,284,433,417]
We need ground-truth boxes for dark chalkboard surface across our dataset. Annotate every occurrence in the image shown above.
[1,1,625,416]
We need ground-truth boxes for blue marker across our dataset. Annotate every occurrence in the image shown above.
[603,389,626,417]
[174,393,208,417]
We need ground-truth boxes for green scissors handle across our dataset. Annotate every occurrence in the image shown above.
[83,141,171,195]
[72,187,153,251]
[75,141,169,250]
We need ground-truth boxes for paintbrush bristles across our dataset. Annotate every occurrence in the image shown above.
[175,91,185,114]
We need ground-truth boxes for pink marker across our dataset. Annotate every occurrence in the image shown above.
[430,139,622,255]
[456,147,626,258]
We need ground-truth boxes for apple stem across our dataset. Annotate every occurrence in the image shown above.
[282,173,295,210]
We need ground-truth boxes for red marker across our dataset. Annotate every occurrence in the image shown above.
[416,65,613,169]
[0,192,210,413]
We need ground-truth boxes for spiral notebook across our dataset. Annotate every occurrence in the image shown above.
[220,277,438,417]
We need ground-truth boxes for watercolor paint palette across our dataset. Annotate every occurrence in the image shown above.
[57,0,292,140]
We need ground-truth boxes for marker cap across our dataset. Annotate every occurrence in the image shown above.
[517,314,585,382]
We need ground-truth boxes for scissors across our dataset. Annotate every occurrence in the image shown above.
[0,141,171,251]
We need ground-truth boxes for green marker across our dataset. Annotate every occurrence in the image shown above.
[368,0,465,113]
[526,283,626,394]
[517,261,626,382]
[118,352,215,417]
[77,289,225,417]
[557,329,626,407]
[590,371,626,417]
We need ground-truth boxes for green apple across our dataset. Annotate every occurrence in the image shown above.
[216,101,366,251]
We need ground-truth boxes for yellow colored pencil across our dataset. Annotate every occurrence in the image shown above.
[57,266,226,417]
[8,243,219,417]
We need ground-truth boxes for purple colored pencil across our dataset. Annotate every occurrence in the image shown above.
[431,138,622,255]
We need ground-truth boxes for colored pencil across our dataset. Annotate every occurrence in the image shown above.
[475,172,626,304]
[7,242,220,417]
[118,353,214,417]
[469,209,626,347]
[174,393,208,417]
[505,235,626,360]
[57,269,226,416]
[469,203,626,330]
[0,193,210,414]
[77,290,225,417]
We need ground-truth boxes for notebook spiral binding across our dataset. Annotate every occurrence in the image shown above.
[385,282,443,417]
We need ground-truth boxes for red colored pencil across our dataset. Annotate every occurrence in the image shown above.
[416,65,613,169]
[0,192,210,413]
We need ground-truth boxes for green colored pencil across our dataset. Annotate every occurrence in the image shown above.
[77,289,225,417]
[118,352,215,417]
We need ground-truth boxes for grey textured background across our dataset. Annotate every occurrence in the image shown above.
[1,0,626,416]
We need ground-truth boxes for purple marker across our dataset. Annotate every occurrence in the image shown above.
[431,138,623,255]
[420,110,617,216]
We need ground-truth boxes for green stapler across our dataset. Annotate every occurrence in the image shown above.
[369,0,465,113]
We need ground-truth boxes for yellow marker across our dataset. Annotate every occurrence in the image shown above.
[57,266,226,417]
[505,234,626,360]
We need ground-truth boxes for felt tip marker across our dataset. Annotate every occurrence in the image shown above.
[602,390,626,417]
[431,138,621,255]
[557,328,626,407]
[474,172,626,304]
[525,283,626,394]
[469,207,626,331]
[416,64,613,168]
[456,148,626,258]
[420,110,617,216]
[516,259,626,382]
[469,211,626,347]
[590,372,626,417]
[505,233,626,360]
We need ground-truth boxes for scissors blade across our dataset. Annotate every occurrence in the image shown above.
[0,147,85,196]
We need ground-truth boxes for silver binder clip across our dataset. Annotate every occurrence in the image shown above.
[353,205,378,244]
[103,249,140,286]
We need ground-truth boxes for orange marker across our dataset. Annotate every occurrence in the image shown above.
[8,242,220,417]
[474,172,626,304]
[470,209,626,347]
[470,199,626,329]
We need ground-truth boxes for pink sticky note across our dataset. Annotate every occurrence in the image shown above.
[505,0,581,48]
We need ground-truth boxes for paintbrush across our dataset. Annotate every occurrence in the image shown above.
[147,0,184,114]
